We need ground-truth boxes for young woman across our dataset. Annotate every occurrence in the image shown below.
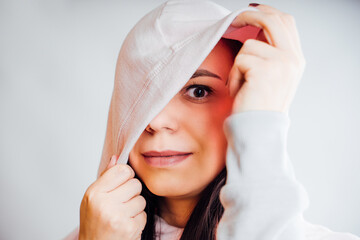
[65,1,360,239]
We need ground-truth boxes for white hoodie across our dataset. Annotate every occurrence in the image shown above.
[65,111,359,239]
[64,1,360,239]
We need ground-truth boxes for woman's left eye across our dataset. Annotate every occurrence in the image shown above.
[184,84,214,100]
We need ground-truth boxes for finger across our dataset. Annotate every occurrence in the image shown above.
[234,52,266,74]
[231,10,293,51]
[110,177,142,203]
[239,39,279,60]
[228,64,243,98]
[250,3,288,16]
[251,4,303,56]
[228,53,265,98]
[95,163,135,192]
[125,195,147,217]
[132,211,147,230]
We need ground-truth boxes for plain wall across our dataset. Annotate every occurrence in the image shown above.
[0,0,359,239]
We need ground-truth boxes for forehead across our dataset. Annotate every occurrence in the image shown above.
[193,39,235,82]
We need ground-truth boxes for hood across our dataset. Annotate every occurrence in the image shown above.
[97,0,262,177]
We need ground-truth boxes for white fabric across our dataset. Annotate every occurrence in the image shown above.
[63,1,360,239]
[63,111,360,240]
[96,0,261,177]
[153,214,359,240]
[154,214,183,240]
[215,111,359,239]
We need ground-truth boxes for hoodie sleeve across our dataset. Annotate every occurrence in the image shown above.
[216,110,309,240]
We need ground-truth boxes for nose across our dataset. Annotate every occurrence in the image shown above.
[145,98,179,134]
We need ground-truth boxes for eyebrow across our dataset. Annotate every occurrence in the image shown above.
[191,69,222,81]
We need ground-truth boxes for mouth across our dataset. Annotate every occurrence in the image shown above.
[141,150,192,167]
[142,150,192,157]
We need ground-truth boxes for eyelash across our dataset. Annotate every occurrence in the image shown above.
[183,81,214,101]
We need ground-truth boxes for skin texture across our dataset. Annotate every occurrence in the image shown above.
[128,38,235,228]
[79,4,305,240]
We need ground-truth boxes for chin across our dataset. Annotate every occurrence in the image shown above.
[143,174,203,198]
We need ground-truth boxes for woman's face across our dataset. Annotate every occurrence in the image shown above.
[129,39,235,199]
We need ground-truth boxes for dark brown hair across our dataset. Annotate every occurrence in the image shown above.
[138,38,243,240]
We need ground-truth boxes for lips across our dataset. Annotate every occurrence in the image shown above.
[141,150,192,167]
[142,150,191,157]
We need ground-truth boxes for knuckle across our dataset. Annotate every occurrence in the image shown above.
[234,53,242,63]
[83,186,96,203]
[120,164,135,176]
[97,199,109,214]
[113,164,133,177]
[114,163,126,172]
[124,221,137,235]
[283,13,296,24]
[266,12,281,24]
[95,205,118,229]
[138,196,147,210]
[242,10,253,18]
[242,39,256,49]
[131,178,143,192]
[234,52,246,65]
[106,215,122,231]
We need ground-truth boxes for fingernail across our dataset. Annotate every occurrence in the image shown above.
[249,3,260,7]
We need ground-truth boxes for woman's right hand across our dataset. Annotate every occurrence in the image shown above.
[79,155,147,240]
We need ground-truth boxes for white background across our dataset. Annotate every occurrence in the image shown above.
[0,0,359,239]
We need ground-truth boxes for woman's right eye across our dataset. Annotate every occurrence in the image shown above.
[183,84,214,101]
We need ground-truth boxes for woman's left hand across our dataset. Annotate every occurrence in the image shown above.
[228,4,306,115]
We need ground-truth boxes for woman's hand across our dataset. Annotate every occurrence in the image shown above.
[228,4,306,114]
[79,155,147,240]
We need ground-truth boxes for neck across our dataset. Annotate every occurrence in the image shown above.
[158,195,201,228]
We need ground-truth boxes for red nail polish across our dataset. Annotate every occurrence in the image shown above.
[249,3,260,7]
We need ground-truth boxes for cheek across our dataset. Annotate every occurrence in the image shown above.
[127,96,234,197]
[128,149,140,176]
[195,97,233,173]
[128,140,148,183]
[167,96,232,190]
[193,95,233,147]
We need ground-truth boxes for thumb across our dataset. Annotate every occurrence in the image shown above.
[100,155,117,177]
[228,64,244,98]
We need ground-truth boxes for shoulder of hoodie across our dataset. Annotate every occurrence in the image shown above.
[304,220,360,240]
[62,222,360,240]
